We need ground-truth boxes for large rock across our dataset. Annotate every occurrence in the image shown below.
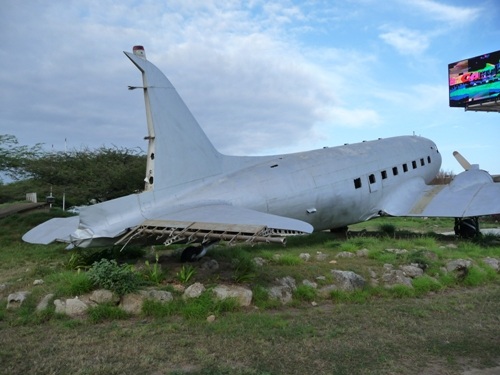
[336,251,354,258]
[89,289,120,304]
[140,289,173,303]
[483,257,499,272]
[212,285,252,306]
[382,270,413,288]
[276,276,297,291]
[400,265,424,278]
[183,282,206,299]
[119,293,145,315]
[7,291,31,309]
[331,270,366,291]
[446,259,473,278]
[267,286,293,304]
[54,297,88,317]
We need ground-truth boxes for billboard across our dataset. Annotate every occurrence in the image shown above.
[448,50,500,108]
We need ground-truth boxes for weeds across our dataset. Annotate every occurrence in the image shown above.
[177,265,196,284]
[143,252,165,284]
[87,259,141,296]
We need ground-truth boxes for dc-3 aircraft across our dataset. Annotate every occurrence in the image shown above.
[23,46,500,260]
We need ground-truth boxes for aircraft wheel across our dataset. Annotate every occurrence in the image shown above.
[454,217,479,238]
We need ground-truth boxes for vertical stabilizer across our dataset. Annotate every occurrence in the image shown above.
[124,47,223,190]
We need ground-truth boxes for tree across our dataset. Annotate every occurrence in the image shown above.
[0,134,146,206]
[0,134,42,182]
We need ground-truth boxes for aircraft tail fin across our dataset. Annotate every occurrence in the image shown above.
[124,46,223,190]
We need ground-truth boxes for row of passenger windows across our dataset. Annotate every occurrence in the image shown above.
[354,156,432,189]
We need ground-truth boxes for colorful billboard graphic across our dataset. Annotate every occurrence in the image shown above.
[448,50,500,107]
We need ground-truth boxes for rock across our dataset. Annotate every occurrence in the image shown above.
[267,286,293,304]
[141,289,173,303]
[200,259,219,271]
[183,282,206,299]
[483,257,499,272]
[318,284,338,298]
[207,314,216,323]
[171,284,186,293]
[54,297,88,317]
[331,270,366,291]
[33,279,44,286]
[253,257,266,267]
[272,254,282,261]
[7,291,31,309]
[356,249,369,257]
[446,259,472,273]
[329,260,337,264]
[36,293,54,312]
[383,263,394,271]
[212,285,252,306]
[385,248,408,255]
[89,289,120,304]
[368,268,378,279]
[119,293,145,315]
[302,279,318,289]
[446,243,458,249]
[316,252,328,261]
[311,301,318,307]
[400,265,424,278]
[382,270,413,288]
[336,251,354,258]
[299,253,311,261]
[316,276,326,281]
[276,276,296,291]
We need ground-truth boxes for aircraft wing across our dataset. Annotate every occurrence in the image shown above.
[380,169,500,218]
[22,216,80,245]
[118,204,314,246]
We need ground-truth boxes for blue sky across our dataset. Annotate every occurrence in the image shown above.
[1,0,499,175]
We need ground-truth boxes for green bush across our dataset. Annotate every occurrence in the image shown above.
[87,259,141,296]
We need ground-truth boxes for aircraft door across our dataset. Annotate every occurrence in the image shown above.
[368,173,381,193]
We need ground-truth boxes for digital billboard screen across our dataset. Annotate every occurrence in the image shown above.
[448,50,500,107]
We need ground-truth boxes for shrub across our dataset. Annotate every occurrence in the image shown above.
[87,259,141,296]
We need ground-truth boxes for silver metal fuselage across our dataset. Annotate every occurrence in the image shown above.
[71,135,441,246]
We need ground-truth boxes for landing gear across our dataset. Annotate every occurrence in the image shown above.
[454,217,480,238]
[180,240,219,262]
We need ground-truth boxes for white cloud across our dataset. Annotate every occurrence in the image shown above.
[409,0,482,25]
[379,27,429,56]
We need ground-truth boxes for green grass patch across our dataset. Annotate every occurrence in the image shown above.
[47,270,94,297]
[87,304,130,323]
[330,289,371,304]
[412,275,443,294]
[293,284,317,302]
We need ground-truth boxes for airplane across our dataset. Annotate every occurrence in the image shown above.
[23,46,500,260]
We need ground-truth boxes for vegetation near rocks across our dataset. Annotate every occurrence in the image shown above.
[1,186,500,374]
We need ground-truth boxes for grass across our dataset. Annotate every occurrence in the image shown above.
[1,213,500,374]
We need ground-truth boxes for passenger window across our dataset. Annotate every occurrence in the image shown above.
[412,161,417,169]
[381,170,387,179]
[403,163,408,172]
[354,178,362,189]
[369,174,376,184]
[420,158,425,166]
[392,167,398,176]
[427,156,431,163]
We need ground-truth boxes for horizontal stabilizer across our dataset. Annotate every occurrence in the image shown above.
[22,216,80,245]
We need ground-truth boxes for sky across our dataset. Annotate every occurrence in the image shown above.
[1,0,499,175]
